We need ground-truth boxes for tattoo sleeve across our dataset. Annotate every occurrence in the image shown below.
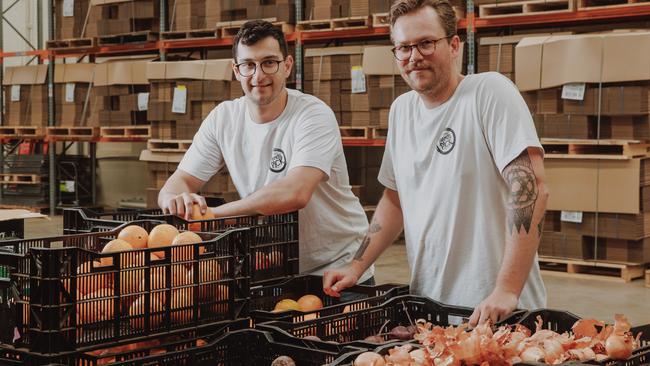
[503,151,539,235]
[353,221,382,261]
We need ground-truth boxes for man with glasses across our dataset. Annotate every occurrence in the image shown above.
[324,0,548,325]
[159,20,374,285]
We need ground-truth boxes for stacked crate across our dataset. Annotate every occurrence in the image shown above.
[2,65,48,127]
[86,0,160,37]
[54,0,92,39]
[146,59,239,140]
[54,64,97,127]
[93,59,151,127]
[514,31,650,264]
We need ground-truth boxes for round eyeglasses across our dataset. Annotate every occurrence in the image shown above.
[235,59,285,77]
[391,37,452,61]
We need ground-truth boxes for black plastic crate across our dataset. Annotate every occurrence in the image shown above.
[0,221,250,354]
[258,294,527,349]
[64,207,300,285]
[0,318,249,366]
[63,207,164,234]
[0,219,24,240]
[518,310,650,366]
[250,274,408,324]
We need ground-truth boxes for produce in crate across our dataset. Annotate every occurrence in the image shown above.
[147,224,180,258]
[100,238,133,266]
[354,314,642,365]
[273,294,324,313]
[172,231,206,263]
[271,355,297,366]
[117,225,149,249]
[77,288,115,324]
[187,204,216,231]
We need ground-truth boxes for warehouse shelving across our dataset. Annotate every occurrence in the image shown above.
[2,0,649,213]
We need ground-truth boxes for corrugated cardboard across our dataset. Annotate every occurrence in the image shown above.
[146,60,234,81]
[516,32,650,91]
[2,65,48,85]
[304,46,365,58]
[94,60,150,86]
[545,158,641,214]
[54,64,95,83]
[362,43,464,76]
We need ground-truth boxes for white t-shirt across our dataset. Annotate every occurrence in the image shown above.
[378,72,547,309]
[178,88,374,282]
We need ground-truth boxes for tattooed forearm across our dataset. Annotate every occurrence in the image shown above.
[504,151,539,235]
[353,221,382,261]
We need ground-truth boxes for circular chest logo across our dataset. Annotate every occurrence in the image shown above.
[436,128,456,155]
[270,148,287,173]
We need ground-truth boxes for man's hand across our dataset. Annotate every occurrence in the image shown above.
[160,192,208,220]
[468,288,519,327]
[322,266,360,297]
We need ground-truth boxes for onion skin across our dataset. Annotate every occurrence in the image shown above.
[354,352,386,366]
[605,334,634,360]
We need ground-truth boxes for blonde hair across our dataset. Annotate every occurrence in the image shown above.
[390,0,457,38]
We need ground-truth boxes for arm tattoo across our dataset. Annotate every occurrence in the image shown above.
[537,215,545,239]
[503,151,538,235]
[353,221,382,261]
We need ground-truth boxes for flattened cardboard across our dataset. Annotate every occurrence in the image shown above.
[545,158,641,214]
[146,60,234,81]
[54,63,95,83]
[2,65,48,85]
[94,59,151,86]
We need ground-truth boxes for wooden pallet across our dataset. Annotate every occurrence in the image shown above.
[541,139,650,159]
[578,0,649,9]
[340,126,370,140]
[96,31,158,46]
[217,18,294,38]
[46,37,96,50]
[0,126,45,139]
[147,139,192,153]
[298,16,372,32]
[479,0,575,18]
[100,126,152,139]
[539,256,646,283]
[370,127,388,140]
[372,13,390,28]
[331,16,372,31]
[160,28,218,41]
[46,127,100,140]
[0,174,42,185]
[0,204,48,213]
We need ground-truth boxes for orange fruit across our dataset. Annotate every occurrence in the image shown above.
[118,225,149,249]
[147,224,179,258]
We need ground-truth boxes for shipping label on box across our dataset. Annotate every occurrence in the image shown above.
[561,83,586,101]
[351,66,366,94]
[172,85,187,114]
[10,85,21,102]
[65,83,76,102]
[63,0,75,16]
[138,92,149,111]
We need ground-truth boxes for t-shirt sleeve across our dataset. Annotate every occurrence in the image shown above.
[177,107,225,182]
[478,72,543,173]
[377,104,397,190]
[287,101,340,177]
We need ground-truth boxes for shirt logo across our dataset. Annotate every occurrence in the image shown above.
[436,128,456,155]
[270,148,287,173]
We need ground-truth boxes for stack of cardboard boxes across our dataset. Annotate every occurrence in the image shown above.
[86,0,160,37]
[2,65,48,127]
[93,59,151,127]
[516,31,650,264]
[55,0,92,39]
[146,59,241,140]
[54,64,97,127]
[169,0,207,31]
[303,0,389,19]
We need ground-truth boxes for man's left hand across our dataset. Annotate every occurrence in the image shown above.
[468,289,519,327]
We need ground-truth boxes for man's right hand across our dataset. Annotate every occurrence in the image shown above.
[323,266,360,297]
[160,192,208,220]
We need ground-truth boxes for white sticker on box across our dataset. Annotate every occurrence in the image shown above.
[561,83,586,101]
[65,83,76,102]
[10,85,21,102]
[63,0,75,17]
[172,85,187,114]
[350,66,366,94]
[138,92,149,111]
[561,211,583,224]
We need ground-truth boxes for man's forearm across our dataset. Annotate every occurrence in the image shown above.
[496,150,549,296]
[349,189,404,278]
[158,171,201,208]
[210,183,298,217]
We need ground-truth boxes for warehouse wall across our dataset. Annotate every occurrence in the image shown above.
[1,1,50,67]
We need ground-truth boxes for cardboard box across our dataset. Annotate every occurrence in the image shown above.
[545,157,646,214]
[2,65,49,127]
[533,114,597,139]
[516,31,650,91]
[93,59,151,126]
[304,46,365,81]
[561,211,650,241]
[582,236,650,263]
[54,64,96,126]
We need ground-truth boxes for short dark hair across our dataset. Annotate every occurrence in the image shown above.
[232,20,289,61]
[390,0,457,38]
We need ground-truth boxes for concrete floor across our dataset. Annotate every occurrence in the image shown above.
[23,216,650,326]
